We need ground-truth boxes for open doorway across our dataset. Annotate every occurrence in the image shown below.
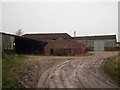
[50,49,53,55]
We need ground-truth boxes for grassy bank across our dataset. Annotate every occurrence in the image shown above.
[104,55,120,86]
[2,53,26,88]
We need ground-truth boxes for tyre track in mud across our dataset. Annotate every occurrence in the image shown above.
[37,52,119,88]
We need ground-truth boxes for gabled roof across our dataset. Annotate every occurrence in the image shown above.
[22,33,72,40]
[45,38,66,49]
[45,38,84,49]
[73,35,116,40]
[66,39,84,48]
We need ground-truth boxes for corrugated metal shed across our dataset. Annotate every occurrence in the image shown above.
[1,32,15,53]
[1,32,47,54]
[73,35,117,51]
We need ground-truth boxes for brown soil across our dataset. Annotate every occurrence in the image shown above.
[15,52,119,88]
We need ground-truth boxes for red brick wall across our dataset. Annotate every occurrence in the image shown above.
[45,47,86,55]
[76,49,81,55]
[76,47,86,55]
[104,47,117,51]
[66,48,86,55]
[66,49,71,55]
[53,49,59,55]
[80,45,86,54]
[45,48,50,55]
[53,49,67,55]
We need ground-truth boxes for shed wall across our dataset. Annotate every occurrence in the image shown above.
[76,40,94,51]
[15,37,47,54]
[2,34,15,53]
[0,33,2,52]
[104,39,116,47]
[76,39,116,51]
[94,40,104,51]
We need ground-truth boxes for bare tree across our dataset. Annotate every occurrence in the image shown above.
[15,29,24,36]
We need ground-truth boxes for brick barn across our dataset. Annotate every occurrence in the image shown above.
[45,38,86,55]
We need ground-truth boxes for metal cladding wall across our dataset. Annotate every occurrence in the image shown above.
[2,34,15,53]
[104,39,116,47]
[0,33,2,52]
[15,37,47,54]
[75,39,116,51]
[76,40,94,51]
[94,40,104,51]
[104,39,116,51]
[15,37,33,54]
[1,33,48,54]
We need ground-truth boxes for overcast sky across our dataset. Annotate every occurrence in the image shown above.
[1,1,119,41]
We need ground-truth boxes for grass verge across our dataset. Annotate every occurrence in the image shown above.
[2,53,26,88]
[104,55,120,86]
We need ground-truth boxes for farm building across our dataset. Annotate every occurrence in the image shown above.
[15,36,47,54]
[1,32,47,54]
[73,35,117,51]
[22,33,72,43]
[45,38,86,55]
[1,32,117,54]
[1,32,15,53]
[116,42,120,50]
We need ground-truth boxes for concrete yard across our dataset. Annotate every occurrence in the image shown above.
[18,52,118,88]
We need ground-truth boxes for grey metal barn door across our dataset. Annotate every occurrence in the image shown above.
[94,40,104,51]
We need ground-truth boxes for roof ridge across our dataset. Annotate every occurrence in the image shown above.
[23,33,68,35]
[74,34,116,38]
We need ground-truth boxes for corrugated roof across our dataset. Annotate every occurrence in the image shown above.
[0,32,17,37]
[0,32,45,42]
[73,35,116,40]
[22,33,72,40]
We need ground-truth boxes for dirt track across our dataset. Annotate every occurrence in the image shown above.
[37,52,118,88]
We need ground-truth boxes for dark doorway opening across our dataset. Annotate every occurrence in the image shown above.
[50,49,53,55]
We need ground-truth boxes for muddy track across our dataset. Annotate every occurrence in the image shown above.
[37,52,119,88]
